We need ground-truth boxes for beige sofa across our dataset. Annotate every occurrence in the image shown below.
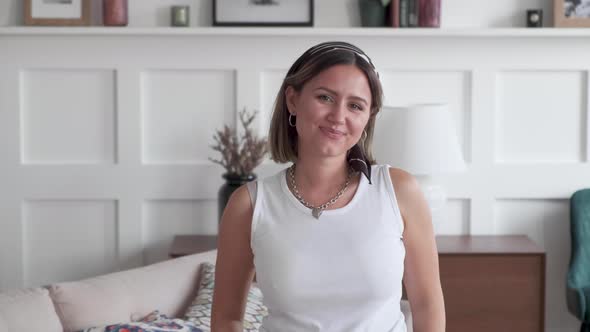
[0,250,412,332]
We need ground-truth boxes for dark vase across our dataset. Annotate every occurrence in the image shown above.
[359,0,386,27]
[218,173,257,226]
[103,0,128,26]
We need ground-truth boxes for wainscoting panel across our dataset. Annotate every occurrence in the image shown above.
[436,198,470,235]
[142,199,217,265]
[21,199,117,287]
[141,69,236,164]
[21,69,116,164]
[380,70,472,162]
[495,70,587,163]
[260,70,288,138]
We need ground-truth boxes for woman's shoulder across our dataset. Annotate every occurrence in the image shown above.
[225,185,253,218]
[384,165,422,200]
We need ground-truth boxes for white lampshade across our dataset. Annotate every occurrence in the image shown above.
[374,103,466,234]
[374,104,466,175]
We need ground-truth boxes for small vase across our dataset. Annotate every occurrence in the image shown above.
[103,0,128,26]
[359,0,386,27]
[218,173,257,227]
[418,0,441,27]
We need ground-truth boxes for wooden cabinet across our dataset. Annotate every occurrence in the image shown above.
[168,235,217,258]
[437,235,545,332]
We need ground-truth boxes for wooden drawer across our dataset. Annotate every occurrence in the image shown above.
[437,236,545,332]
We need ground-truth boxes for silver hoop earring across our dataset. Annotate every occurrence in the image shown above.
[289,113,296,127]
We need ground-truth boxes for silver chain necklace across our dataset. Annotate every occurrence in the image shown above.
[288,164,353,219]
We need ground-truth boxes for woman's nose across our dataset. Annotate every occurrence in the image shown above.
[328,102,346,124]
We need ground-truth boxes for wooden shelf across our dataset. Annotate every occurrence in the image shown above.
[2,26,590,37]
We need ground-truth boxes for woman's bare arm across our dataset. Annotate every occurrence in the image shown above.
[390,167,446,332]
[211,185,256,332]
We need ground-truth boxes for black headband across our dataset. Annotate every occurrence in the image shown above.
[286,41,378,78]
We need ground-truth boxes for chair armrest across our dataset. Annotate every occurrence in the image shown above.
[567,285,590,322]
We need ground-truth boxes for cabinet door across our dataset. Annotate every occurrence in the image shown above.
[439,254,544,332]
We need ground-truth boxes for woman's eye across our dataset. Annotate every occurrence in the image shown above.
[318,95,332,102]
[350,103,363,111]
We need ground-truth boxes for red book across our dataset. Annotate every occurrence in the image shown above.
[391,0,400,27]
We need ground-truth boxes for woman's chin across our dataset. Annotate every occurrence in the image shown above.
[314,144,349,158]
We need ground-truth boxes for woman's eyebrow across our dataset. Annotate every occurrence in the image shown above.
[314,87,368,106]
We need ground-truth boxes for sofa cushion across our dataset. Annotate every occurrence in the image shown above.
[80,310,204,332]
[0,287,63,332]
[183,262,267,332]
[50,250,217,332]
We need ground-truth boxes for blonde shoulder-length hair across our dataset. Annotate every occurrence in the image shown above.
[268,46,383,164]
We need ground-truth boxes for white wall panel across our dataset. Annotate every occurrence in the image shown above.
[22,200,117,287]
[380,70,472,162]
[436,199,470,235]
[141,69,235,164]
[21,69,116,164]
[496,71,587,163]
[142,199,217,264]
[260,70,287,139]
[1,30,590,331]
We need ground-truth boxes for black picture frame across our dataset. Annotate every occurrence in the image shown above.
[213,0,314,27]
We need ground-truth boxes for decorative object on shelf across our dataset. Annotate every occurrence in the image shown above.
[397,0,419,27]
[554,0,590,27]
[213,0,313,26]
[388,0,401,27]
[526,9,543,27]
[24,0,91,26]
[171,6,190,27]
[210,109,268,225]
[373,104,466,234]
[359,0,390,27]
[103,0,128,26]
[418,0,441,27]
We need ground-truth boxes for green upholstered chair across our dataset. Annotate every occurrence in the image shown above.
[568,188,590,332]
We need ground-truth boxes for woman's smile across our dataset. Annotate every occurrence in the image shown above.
[320,126,346,140]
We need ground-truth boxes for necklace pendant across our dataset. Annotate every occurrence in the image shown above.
[312,208,323,219]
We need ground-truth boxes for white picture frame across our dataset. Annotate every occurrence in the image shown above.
[24,0,91,26]
[213,0,314,26]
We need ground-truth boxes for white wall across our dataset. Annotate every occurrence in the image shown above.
[1,0,554,28]
[0,1,584,331]
[0,28,587,331]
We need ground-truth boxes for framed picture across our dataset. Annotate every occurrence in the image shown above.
[24,0,91,26]
[554,0,590,27]
[213,0,314,27]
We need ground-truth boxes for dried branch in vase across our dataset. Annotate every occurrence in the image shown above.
[209,108,269,176]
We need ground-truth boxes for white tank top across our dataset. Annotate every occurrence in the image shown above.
[248,164,407,332]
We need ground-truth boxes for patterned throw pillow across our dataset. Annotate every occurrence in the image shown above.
[79,310,203,332]
[183,262,268,331]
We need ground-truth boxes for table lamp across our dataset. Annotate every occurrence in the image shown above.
[373,103,466,233]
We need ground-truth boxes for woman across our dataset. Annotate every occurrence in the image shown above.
[211,41,445,332]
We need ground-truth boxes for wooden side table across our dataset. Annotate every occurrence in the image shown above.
[437,235,546,332]
[168,235,217,258]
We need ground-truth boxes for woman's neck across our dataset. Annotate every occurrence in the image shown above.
[292,155,350,197]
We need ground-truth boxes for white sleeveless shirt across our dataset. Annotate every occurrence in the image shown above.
[248,164,407,332]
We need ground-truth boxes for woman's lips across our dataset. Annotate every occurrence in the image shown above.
[320,127,345,139]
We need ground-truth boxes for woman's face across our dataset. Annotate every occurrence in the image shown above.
[286,64,372,160]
